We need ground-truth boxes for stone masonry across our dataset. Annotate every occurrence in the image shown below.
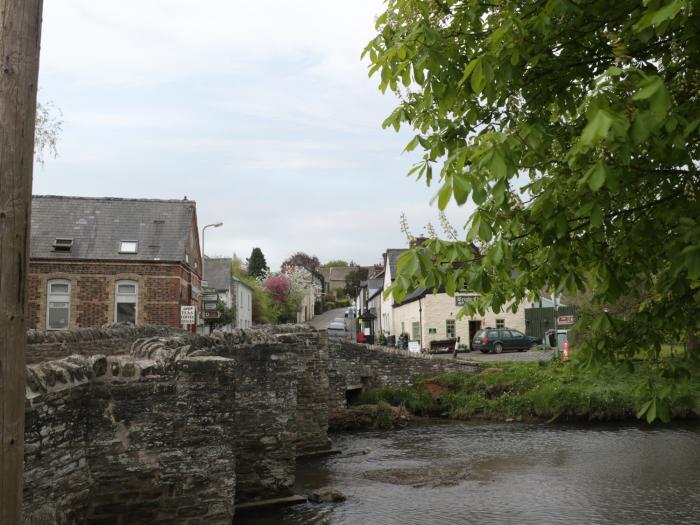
[23,325,475,524]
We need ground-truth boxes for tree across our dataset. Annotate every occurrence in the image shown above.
[344,267,369,299]
[1,0,44,520]
[246,247,268,279]
[367,1,700,408]
[280,252,320,273]
[263,274,293,304]
[323,260,350,268]
[34,100,62,164]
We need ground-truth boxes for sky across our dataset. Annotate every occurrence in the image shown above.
[35,1,473,270]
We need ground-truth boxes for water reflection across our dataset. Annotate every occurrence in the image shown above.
[237,422,700,525]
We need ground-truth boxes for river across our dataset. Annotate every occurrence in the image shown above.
[236,421,700,524]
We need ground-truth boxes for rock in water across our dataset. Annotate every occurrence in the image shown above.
[308,487,347,503]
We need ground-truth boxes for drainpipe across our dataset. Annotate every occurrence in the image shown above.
[419,298,423,351]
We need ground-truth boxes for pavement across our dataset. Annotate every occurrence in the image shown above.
[454,346,556,362]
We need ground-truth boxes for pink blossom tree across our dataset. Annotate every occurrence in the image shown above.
[263,274,292,304]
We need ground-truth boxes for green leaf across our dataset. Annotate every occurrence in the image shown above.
[586,160,607,192]
[437,182,453,210]
[445,272,457,296]
[637,399,653,419]
[634,0,684,31]
[646,398,657,424]
[478,219,493,242]
[470,59,486,94]
[590,206,604,228]
[580,109,613,146]
[490,150,507,179]
[459,58,479,86]
[472,184,487,205]
[452,174,471,205]
[632,76,663,101]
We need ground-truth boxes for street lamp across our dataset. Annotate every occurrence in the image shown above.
[201,222,223,260]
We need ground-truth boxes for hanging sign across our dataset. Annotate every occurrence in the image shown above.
[180,305,196,324]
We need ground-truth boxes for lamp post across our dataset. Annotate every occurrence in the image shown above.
[201,222,223,260]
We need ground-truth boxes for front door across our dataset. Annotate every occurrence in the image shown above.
[468,320,481,350]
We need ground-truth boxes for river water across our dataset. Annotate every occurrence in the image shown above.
[237,421,700,525]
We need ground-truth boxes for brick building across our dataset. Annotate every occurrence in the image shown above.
[28,195,202,331]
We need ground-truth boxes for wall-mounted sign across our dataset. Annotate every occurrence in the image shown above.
[558,315,575,325]
[202,310,221,319]
[408,341,421,353]
[180,305,196,325]
[204,302,218,310]
[455,295,479,306]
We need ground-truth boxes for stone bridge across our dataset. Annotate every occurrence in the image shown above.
[23,325,475,524]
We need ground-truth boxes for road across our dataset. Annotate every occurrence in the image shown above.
[307,307,347,330]
[455,346,556,362]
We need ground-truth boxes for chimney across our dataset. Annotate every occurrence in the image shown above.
[410,236,429,249]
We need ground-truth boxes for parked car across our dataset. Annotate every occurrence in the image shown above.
[328,319,347,340]
[472,328,539,354]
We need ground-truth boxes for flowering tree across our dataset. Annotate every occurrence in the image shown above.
[263,274,292,304]
[284,265,323,299]
[280,252,320,273]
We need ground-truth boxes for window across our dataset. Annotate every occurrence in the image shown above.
[428,328,437,334]
[446,320,456,338]
[496,319,505,328]
[53,238,73,252]
[115,280,137,324]
[401,321,405,334]
[411,322,420,341]
[47,280,70,330]
[119,241,138,253]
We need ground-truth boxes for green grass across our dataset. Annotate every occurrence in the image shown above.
[356,359,700,423]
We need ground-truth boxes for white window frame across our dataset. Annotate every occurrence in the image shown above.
[119,240,138,254]
[446,319,456,338]
[47,279,71,330]
[115,280,138,324]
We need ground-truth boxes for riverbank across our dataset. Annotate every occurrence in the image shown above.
[351,359,700,424]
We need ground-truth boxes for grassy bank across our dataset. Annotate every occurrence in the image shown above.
[354,359,700,423]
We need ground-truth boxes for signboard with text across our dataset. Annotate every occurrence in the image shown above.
[455,295,479,307]
[180,305,196,325]
[558,315,575,325]
[202,310,221,319]
[408,341,421,353]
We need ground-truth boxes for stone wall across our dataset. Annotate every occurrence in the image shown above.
[22,325,476,523]
[24,345,237,524]
[328,341,478,413]
[26,324,173,364]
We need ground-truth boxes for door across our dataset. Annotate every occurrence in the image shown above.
[468,320,481,350]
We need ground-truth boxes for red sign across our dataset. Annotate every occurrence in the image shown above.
[558,315,575,325]
[202,310,221,319]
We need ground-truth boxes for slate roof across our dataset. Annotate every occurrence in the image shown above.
[384,249,407,280]
[31,195,196,263]
[203,258,232,291]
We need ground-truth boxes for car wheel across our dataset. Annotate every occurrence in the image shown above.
[494,343,503,354]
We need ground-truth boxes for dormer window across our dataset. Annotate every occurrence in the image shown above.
[119,241,138,254]
[53,238,73,251]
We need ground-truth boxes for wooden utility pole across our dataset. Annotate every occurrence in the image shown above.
[0,1,43,522]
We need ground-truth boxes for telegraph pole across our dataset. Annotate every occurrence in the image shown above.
[1,1,44,522]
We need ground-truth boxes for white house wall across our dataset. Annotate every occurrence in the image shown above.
[394,293,528,350]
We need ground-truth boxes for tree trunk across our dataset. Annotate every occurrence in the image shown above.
[688,330,699,355]
[0,1,43,522]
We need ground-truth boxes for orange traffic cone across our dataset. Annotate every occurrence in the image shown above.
[563,339,570,362]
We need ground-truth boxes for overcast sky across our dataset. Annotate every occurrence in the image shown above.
[35,1,472,270]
